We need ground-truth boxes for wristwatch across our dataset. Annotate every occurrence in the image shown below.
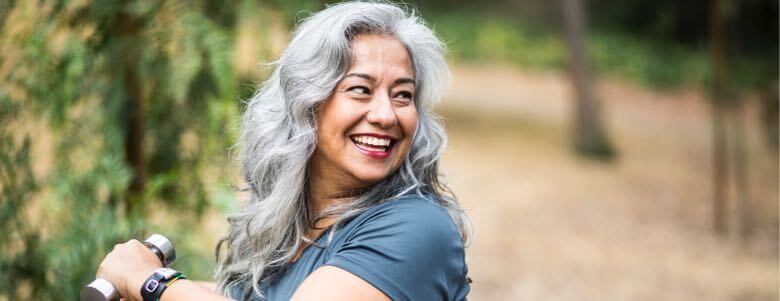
[140,267,184,301]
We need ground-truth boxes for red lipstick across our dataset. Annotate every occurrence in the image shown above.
[350,133,396,159]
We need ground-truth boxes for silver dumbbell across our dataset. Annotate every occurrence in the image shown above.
[80,234,176,301]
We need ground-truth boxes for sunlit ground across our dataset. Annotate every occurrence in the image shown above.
[441,63,778,300]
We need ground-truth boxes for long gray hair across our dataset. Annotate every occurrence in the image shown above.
[215,1,472,299]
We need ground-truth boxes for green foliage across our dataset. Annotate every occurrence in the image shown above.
[431,12,566,71]
[427,10,774,90]
[587,30,709,88]
[0,100,45,299]
[0,0,246,299]
[267,0,326,26]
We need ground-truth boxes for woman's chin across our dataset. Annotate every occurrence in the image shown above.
[352,170,392,186]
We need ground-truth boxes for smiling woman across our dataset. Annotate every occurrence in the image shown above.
[312,35,419,187]
[93,2,472,301]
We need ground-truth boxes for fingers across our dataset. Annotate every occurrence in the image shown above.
[96,238,162,300]
[109,239,145,254]
[98,239,151,277]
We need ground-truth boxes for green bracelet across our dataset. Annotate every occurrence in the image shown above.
[156,274,187,301]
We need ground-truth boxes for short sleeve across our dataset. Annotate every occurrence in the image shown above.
[325,197,470,301]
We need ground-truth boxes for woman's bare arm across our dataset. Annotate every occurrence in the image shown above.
[160,280,229,301]
[290,266,389,301]
[193,281,217,292]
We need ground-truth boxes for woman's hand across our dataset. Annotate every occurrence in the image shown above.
[96,239,162,301]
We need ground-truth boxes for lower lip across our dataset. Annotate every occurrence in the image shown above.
[352,141,392,159]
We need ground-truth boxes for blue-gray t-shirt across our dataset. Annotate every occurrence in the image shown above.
[233,195,470,301]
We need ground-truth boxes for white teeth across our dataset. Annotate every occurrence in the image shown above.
[352,135,391,147]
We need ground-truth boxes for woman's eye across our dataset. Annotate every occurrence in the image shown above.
[394,91,414,101]
[348,86,371,95]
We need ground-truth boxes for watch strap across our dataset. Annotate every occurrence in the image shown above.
[141,268,183,301]
[157,273,186,301]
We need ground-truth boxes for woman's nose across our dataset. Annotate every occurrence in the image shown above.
[365,95,397,128]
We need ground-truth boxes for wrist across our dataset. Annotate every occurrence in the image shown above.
[128,266,158,301]
[140,268,186,301]
[158,278,190,301]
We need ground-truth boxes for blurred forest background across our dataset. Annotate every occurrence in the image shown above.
[0,0,777,300]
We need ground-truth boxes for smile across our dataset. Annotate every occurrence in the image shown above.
[350,134,396,159]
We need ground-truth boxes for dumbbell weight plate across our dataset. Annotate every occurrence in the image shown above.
[80,234,175,301]
[80,278,118,301]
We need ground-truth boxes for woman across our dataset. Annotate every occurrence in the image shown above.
[96,2,471,300]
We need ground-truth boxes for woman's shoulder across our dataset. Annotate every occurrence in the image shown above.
[326,193,469,300]
[371,193,449,213]
[349,193,460,236]
[331,193,465,257]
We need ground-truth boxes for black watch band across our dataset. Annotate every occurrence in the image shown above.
[141,268,183,301]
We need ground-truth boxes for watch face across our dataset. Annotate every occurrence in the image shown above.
[142,268,182,301]
[144,279,160,293]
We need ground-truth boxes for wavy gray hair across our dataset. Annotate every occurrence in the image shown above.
[215,1,472,299]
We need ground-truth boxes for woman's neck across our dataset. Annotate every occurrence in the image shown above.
[307,169,364,229]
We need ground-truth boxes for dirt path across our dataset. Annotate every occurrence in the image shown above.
[440,63,778,300]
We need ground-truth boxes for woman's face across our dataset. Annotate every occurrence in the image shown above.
[310,34,418,191]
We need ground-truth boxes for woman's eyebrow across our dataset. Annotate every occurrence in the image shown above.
[344,73,415,86]
[345,73,375,82]
[394,77,415,86]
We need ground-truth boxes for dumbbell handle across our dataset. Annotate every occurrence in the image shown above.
[80,234,176,301]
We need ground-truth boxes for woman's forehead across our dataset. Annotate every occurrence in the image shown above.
[348,34,414,79]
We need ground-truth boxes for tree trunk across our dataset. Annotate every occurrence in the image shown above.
[760,84,779,151]
[561,0,615,159]
[119,5,145,212]
[730,104,753,240]
[711,102,729,235]
[709,0,730,236]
